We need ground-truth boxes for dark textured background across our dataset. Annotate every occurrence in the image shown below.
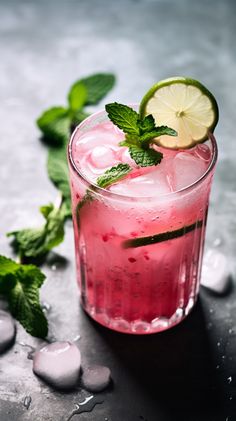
[0,0,236,420]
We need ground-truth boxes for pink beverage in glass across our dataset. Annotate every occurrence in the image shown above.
[68,109,217,334]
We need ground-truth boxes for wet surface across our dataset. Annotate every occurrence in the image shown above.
[0,0,236,420]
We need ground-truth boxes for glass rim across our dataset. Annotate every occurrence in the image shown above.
[68,108,218,202]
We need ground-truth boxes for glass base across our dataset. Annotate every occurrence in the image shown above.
[82,296,196,334]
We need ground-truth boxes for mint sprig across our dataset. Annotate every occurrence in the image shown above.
[47,146,72,216]
[37,107,71,146]
[37,73,116,147]
[70,73,116,106]
[0,256,48,338]
[8,73,116,265]
[105,103,177,167]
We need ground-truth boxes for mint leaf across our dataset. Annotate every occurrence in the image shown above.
[47,146,71,215]
[80,73,115,105]
[40,203,65,249]
[96,163,131,188]
[0,256,18,293]
[129,145,163,167]
[37,107,71,146]
[9,265,47,338]
[8,227,45,260]
[105,103,140,136]
[119,134,140,148]
[138,114,155,133]
[140,126,177,144]
[68,82,87,111]
[7,203,66,260]
[71,110,90,129]
[0,255,48,338]
[0,255,20,278]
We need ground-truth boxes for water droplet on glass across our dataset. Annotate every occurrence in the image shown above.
[229,329,234,335]
[207,322,212,330]
[222,355,226,360]
[227,376,232,384]
[23,396,32,410]
[209,308,214,314]
[216,365,220,369]
[217,342,221,347]
[51,264,57,271]
[229,396,233,401]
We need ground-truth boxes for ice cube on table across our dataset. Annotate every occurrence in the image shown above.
[33,342,81,390]
[109,166,171,197]
[201,249,231,294]
[172,151,207,191]
[81,365,111,392]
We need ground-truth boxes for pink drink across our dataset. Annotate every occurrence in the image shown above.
[68,110,217,334]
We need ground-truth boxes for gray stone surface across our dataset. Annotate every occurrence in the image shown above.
[0,0,236,420]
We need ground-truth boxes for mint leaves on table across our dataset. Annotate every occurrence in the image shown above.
[7,201,66,261]
[0,255,48,338]
[105,103,177,167]
[37,73,116,147]
[47,146,72,216]
[69,73,115,106]
[68,81,87,111]
[37,107,71,146]
[8,73,116,265]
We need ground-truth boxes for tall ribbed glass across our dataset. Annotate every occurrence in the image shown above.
[68,110,217,334]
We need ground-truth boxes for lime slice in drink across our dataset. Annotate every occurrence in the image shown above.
[140,77,218,149]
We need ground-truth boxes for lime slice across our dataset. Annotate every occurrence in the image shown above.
[140,77,218,149]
